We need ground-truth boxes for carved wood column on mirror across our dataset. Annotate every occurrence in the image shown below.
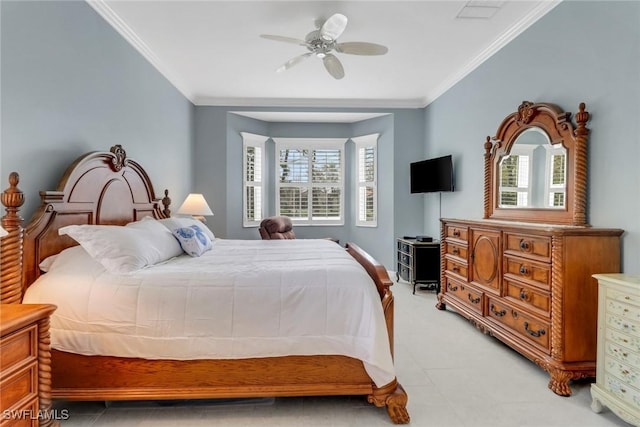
[437,101,623,396]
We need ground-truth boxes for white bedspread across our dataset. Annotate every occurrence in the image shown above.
[22,239,395,387]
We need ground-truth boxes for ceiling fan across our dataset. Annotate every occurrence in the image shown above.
[260,13,388,80]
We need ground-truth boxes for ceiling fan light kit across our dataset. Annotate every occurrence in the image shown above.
[260,13,388,80]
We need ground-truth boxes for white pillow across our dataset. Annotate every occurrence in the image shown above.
[59,219,183,274]
[172,225,213,257]
[39,254,59,272]
[39,245,98,273]
[158,217,215,241]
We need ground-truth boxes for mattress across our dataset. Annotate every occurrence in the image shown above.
[22,238,395,387]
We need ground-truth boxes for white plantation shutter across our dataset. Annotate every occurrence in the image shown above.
[353,134,378,227]
[545,145,567,208]
[274,138,346,225]
[498,145,534,208]
[242,133,267,227]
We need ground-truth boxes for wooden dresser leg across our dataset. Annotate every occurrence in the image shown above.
[368,380,410,424]
[547,368,573,396]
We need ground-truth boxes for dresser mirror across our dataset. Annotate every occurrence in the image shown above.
[484,101,589,226]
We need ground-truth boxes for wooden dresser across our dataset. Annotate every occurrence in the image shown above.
[591,274,640,426]
[1,304,57,427]
[435,101,624,395]
[437,219,622,395]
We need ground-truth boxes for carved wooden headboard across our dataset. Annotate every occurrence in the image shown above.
[0,145,170,303]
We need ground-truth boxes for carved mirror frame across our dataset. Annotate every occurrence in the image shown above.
[484,101,589,226]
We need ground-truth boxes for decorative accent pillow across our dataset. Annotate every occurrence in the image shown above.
[158,217,215,241]
[172,225,213,257]
[59,219,183,274]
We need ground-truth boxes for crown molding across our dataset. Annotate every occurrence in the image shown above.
[86,0,195,103]
[194,96,426,109]
[86,0,560,110]
[424,0,562,107]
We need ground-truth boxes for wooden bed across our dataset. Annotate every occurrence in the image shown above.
[0,145,410,425]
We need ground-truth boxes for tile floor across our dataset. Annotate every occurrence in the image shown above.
[52,277,630,426]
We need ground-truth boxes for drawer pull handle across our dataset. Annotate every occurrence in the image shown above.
[453,229,461,237]
[452,266,460,273]
[523,321,546,338]
[490,304,506,317]
[519,289,530,301]
[519,239,531,251]
[447,283,458,292]
[468,294,481,304]
[452,247,460,255]
[519,265,529,275]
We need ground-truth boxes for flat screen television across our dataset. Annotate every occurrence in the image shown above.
[410,155,454,193]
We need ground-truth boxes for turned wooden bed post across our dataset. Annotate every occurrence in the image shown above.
[1,172,25,304]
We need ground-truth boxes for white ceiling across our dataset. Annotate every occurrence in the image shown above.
[88,1,560,109]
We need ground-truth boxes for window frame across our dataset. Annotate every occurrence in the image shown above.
[273,138,346,226]
[498,145,535,208]
[544,144,567,208]
[352,134,378,227]
[241,132,267,227]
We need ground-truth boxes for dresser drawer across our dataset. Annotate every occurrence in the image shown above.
[504,255,551,289]
[444,277,482,314]
[397,263,411,282]
[504,232,551,262]
[605,341,640,367]
[606,313,640,336]
[397,240,411,254]
[444,224,468,242]
[444,241,467,260]
[486,297,550,352]
[604,358,640,390]
[445,257,467,280]
[603,373,640,413]
[0,364,37,411]
[397,251,411,266]
[0,400,38,427]
[606,328,640,353]
[0,326,37,377]
[606,286,640,308]
[504,278,551,318]
[606,298,640,324]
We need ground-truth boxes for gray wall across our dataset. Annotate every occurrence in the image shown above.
[5,1,635,273]
[1,1,194,221]
[423,0,640,273]
[193,107,425,268]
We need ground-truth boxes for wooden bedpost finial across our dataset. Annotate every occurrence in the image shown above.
[2,172,24,227]
[162,189,171,218]
[1,172,25,304]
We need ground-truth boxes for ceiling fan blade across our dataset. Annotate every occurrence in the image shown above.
[335,42,388,56]
[260,34,308,46]
[320,13,348,40]
[276,52,313,73]
[322,54,345,80]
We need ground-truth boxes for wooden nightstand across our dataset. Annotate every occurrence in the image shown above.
[1,304,57,427]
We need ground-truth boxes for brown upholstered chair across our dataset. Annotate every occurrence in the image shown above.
[258,216,296,240]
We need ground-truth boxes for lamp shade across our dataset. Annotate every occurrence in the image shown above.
[177,193,213,221]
